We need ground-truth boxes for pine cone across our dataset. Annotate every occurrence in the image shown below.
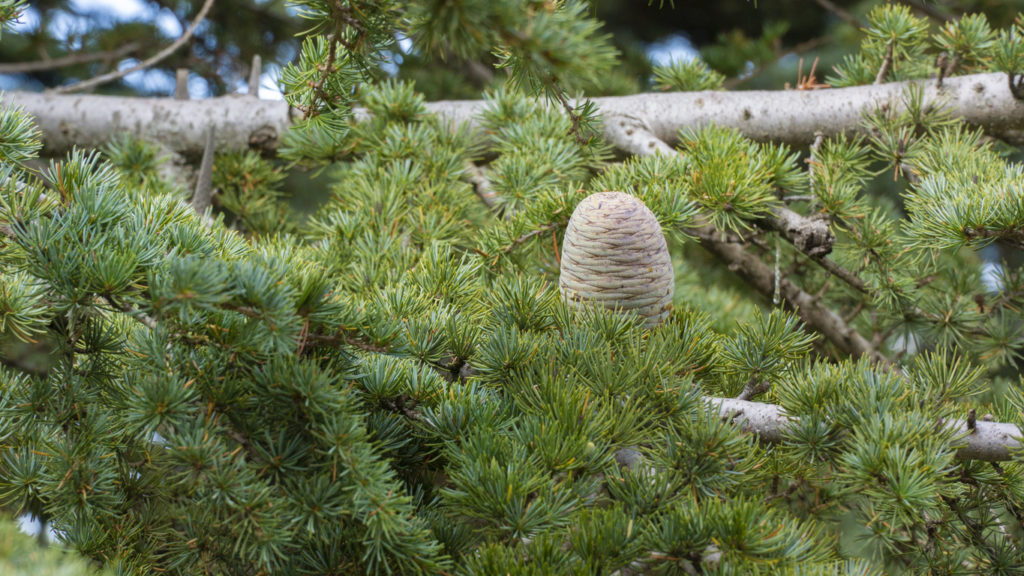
[559,191,674,328]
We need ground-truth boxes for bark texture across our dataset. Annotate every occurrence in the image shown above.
[8,92,294,158]
[8,72,1024,156]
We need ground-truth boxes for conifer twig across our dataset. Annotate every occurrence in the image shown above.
[805,253,868,293]
[51,0,216,94]
[102,295,156,329]
[475,222,564,262]
[736,379,770,401]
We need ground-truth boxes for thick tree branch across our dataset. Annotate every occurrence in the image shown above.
[710,396,1022,462]
[8,92,293,159]
[9,73,1024,157]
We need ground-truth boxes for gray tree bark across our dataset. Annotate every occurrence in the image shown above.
[7,72,1024,157]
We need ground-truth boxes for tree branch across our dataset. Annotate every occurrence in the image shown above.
[689,223,889,365]
[709,396,1022,462]
[0,42,143,74]
[51,0,215,94]
[875,41,894,85]
[10,73,1024,157]
[463,162,499,210]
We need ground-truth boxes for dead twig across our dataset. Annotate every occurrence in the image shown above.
[52,0,215,94]
[191,126,216,217]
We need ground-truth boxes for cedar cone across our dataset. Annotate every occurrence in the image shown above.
[559,192,674,328]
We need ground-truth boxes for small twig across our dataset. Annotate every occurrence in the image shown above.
[690,223,890,365]
[0,42,143,74]
[247,54,262,97]
[808,253,868,293]
[501,223,562,256]
[302,24,343,120]
[935,52,949,88]
[727,36,831,90]
[191,126,216,216]
[936,52,961,89]
[875,41,894,85]
[463,162,499,210]
[174,69,189,100]
[474,222,564,262]
[103,295,156,329]
[782,195,817,204]
[547,77,591,145]
[737,379,771,401]
[843,301,865,324]
[811,0,863,28]
[52,0,215,94]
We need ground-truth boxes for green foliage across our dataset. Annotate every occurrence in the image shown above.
[0,0,25,38]
[10,3,1024,576]
[278,35,363,165]
[701,21,789,79]
[652,58,726,91]
[934,13,996,73]
[831,4,931,86]
[991,18,1024,76]
[211,151,293,235]
[678,125,780,233]
[0,517,111,576]
[0,97,40,166]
